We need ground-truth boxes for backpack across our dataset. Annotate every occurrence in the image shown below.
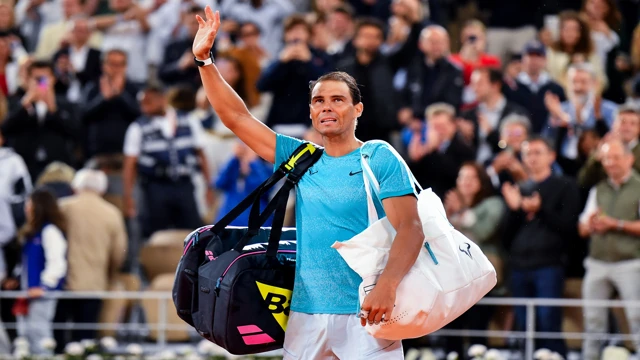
[172,142,323,355]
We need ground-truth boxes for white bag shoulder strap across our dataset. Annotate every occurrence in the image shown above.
[360,141,422,226]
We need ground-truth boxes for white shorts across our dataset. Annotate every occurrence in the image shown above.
[282,311,404,360]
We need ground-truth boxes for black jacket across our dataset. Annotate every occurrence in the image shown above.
[403,57,464,116]
[409,132,476,198]
[503,175,581,270]
[460,100,528,155]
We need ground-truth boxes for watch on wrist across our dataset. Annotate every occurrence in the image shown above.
[617,220,625,231]
[194,49,215,67]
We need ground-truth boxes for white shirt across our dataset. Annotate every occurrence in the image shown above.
[123,108,206,157]
[476,97,507,164]
[67,45,90,103]
[0,147,32,203]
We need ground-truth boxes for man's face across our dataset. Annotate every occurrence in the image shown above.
[62,0,81,18]
[284,24,310,45]
[419,28,448,60]
[328,12,351,37]
[569,69,593,97]
[140,91,166,116]
[602,141,634,181]
[71,19,91,45]
[239,23,261,47]
[616,112,640,144]
[501,123,528,151]
[309,80,362,138]
[522,53,546,75]
[103,52,127,78]
[428,112,455,140]
[184,11,201,38]
[353,25,383,55]
[522,140,555,174]
[471,70,492,102]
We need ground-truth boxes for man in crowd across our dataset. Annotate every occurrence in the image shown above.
[578,139,640,360]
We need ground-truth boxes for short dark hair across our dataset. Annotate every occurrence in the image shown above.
[309,71,361,105]
[28,60,54,76]
[283,14,311,35]
[354,16,385,38]
[524,135,554,152]
[142,84,166,96]
[474,66,503,86]
[105,48,128,62]
[332,3,354,18]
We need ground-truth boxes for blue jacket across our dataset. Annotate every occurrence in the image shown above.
[215,157,274,227]
[21,224,67,290]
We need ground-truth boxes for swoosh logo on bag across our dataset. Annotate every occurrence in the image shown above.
[459,243,473,259]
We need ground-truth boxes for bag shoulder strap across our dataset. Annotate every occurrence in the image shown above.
[210,142,322,236]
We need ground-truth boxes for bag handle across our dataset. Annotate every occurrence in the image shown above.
[231,143,323,254]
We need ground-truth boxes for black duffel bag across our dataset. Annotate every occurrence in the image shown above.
[172,142,322,355]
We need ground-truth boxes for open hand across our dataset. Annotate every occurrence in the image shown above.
[193,6,220,60]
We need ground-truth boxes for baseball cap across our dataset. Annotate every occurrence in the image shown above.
[523,40,546,56]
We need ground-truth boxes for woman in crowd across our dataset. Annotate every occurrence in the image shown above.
[547,11,606,91]
[17,188,67,355]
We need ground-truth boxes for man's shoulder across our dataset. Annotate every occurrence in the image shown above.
[362,140,406,167]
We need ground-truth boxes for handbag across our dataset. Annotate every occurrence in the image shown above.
[172,142,323,355]
[332,144,497,340]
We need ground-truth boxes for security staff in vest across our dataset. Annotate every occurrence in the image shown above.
[122,85,211,238]
[578,138,640,360]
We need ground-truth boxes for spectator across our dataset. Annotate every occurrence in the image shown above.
[578,104,640,190]
[34,0,103,60]
[504,40,566,133]
[546,11,606,91]
[17,188,67,355]
[0,32,24,97]
[91,0,151,85]
[122,85,210,237]
[256,14,332,139]
[1,60,78,181]
[449,19,501,106]
[326,4,355,58]
[443,162,506,354]
[544,63,617,161]
[215,140,273,226]
[54,169,127,352]
[158,6,209,91]
[336,17,405,142]
[501,136,581,357]
[407,102,475,198]
[219,0,295,60]
[81,49,141,160]
[0,129,32,228]
[581,0,622,72]
[218,22,265,108]
[458,67,527,164]
[51,17,102,104]
[399,25,464,122]
[35,161,76,199]
[578,139,640,360]
[485,114,531,189]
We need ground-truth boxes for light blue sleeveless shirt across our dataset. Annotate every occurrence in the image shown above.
[274,134,415,314]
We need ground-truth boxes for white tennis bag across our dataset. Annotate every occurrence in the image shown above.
[332,149,497,340]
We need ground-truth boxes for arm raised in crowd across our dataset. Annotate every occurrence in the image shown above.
[194,7,276,163]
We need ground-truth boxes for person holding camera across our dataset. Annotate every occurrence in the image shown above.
[450,19,501,107]
[1,61,77,181]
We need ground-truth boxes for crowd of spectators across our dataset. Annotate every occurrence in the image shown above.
[1,0,640,357]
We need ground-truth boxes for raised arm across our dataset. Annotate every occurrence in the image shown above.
[193,7,276,163]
